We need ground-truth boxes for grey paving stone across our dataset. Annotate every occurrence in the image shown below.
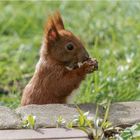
[109,101,140,126]
[0,128,89,140]
[16,102,140,128]
[16,104,100,128]
[0,106,21,129]
[0,128,88,140]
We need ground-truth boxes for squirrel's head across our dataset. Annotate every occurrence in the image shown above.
[43,11,90,70]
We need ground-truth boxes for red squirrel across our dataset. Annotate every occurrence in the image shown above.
[21,12,98,106]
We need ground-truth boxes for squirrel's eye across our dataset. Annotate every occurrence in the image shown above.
[66,43,74,51]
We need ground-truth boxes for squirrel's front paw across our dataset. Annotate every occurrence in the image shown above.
[83,59,98,73]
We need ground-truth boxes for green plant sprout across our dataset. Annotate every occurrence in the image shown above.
[75,102,112,139]
[56,115,66,128]
[22,114,36,129]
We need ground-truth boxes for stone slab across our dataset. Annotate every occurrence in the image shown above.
[16,104,100,128]
[0,128,88,140]
[16,102,140,128]
[0,101,140,129]
[109,101,140,126]
[0,106,21,129]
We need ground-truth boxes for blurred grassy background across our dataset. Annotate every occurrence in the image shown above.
[0,0,140,108]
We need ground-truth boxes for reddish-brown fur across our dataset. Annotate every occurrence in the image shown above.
[21,12,98,106]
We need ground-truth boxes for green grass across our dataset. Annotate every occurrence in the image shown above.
[0,1,140,108]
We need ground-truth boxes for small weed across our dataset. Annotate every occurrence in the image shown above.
[22,114,36,129]
[56,115,66,128]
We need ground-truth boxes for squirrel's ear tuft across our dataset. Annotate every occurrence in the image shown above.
[45,16,59,42]
[53,11,65,30]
